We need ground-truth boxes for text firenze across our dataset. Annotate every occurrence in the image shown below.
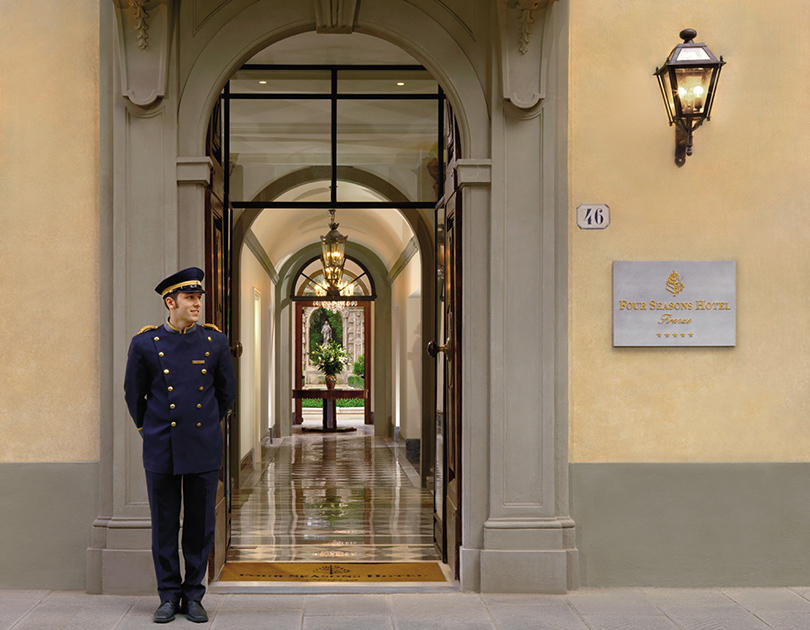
[618,300,732,312]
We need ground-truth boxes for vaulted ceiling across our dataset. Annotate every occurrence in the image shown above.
[237,32,431,274]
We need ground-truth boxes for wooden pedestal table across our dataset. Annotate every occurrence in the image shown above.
[292,389,367,433]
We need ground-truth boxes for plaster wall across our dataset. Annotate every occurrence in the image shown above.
[0,0,100,463]
[239,244,275,463]
[391,253,422,443]
[568,0,810,463]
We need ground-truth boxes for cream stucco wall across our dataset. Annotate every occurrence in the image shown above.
[391,252,422,443]
[239,244,275,464]
[0,0,100,462]
[569,0,810,462]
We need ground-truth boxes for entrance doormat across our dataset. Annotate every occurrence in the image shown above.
[219,562,447,582]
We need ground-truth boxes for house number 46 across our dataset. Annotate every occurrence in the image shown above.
[576,204,610,230]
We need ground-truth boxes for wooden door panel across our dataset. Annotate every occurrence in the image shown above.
[432,101,462,577]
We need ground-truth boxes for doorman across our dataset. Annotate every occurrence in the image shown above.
[124,267,235,623]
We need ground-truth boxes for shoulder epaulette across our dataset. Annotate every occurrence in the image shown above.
[202,323,223,333]
[137,325,160,335]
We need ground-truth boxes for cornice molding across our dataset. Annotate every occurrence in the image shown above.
[176,157,213,185]
[112,0,173,107]
[387,237,419,284]
[244,230,280,284]
[456,159,492,187]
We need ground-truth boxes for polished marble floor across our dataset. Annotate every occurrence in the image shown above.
[227,414,440,564]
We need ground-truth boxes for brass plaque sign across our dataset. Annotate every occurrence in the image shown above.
[613,261,736,347]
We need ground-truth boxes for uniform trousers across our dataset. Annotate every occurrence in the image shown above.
[145,469,219,604]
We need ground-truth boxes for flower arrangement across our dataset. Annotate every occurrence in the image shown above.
[309,340,352,377]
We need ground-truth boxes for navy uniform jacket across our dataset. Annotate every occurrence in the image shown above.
[124,322,236,475]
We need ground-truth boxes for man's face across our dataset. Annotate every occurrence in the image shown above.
[168,291,202,325]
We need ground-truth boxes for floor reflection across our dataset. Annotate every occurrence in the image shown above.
[227,419,439,562]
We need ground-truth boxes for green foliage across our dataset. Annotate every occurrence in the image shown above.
[309,340,352,376]
[309,308,343,354]
[352,354,365,377]
[347,375,364,389]
[301,398,365,408]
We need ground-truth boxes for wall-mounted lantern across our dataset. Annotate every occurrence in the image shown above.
[655,29,725,166]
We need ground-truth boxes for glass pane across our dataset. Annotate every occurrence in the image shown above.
[294,258,371,297]
[433,203,446,518]
[674,47,710,62]
[337,99,439,203]
[229,69,331,94]
[338,69,437,94]
[674,68,713,116]
[229,99,331,202]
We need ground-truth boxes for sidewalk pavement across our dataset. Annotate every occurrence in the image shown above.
[3,588,810,629]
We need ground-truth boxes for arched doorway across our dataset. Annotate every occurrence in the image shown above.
[203,33,461,582]
[95,0,564,597]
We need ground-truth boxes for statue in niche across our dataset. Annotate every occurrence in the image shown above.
[321,321,332,345]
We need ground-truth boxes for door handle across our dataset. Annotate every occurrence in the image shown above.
[427,339,451,358]
[230,341,243,358]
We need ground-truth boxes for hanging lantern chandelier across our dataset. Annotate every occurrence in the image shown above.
[320,208,348,297]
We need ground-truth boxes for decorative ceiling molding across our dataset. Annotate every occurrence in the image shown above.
[497,0,558,111]
[314,0,360,34]
[112,0,173,106]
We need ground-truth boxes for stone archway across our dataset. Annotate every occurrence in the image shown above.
[97,0,580,595]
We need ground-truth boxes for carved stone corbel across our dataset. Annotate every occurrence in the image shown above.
[314,0,360,34]
[497,0,558,113]
[112,0,173,106]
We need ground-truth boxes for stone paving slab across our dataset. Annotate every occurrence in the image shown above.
[726,588,810,612]
[0,591,48,630]
[304,594,389,616]
[4,588,810,630]
[664,606,773,630]
[303,613,393,630]
[483,597,589,630]
[577,613,682,630]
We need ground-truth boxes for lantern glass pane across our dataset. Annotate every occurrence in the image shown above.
[321,234,347,290]
[674,67,713,117]
[673,47,711,62]
[657,70,677,123]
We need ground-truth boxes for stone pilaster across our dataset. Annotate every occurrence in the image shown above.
[89,0,182,595]
[478,0,576,593]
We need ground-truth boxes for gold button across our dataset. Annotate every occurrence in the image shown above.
[170,404,175,409]
[201,369,207,374]
[205,352,210,357]
[199,386,204,391]
[153,336,160,341]
[171,422,176,427]
[196,404,202,409]
[159,352,164,357]
[196,423,201,427]
[167,386,173,392]
[164,369,169,374]
[208,336,212,341]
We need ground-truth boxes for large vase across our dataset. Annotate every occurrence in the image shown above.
[325,375,337,390]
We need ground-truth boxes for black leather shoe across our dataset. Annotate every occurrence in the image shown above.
[153,600,178,623]
[182,600,208,623]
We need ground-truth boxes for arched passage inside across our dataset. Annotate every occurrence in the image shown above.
[212,32,446,574]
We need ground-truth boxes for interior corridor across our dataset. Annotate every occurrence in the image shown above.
[226,412,439,564]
